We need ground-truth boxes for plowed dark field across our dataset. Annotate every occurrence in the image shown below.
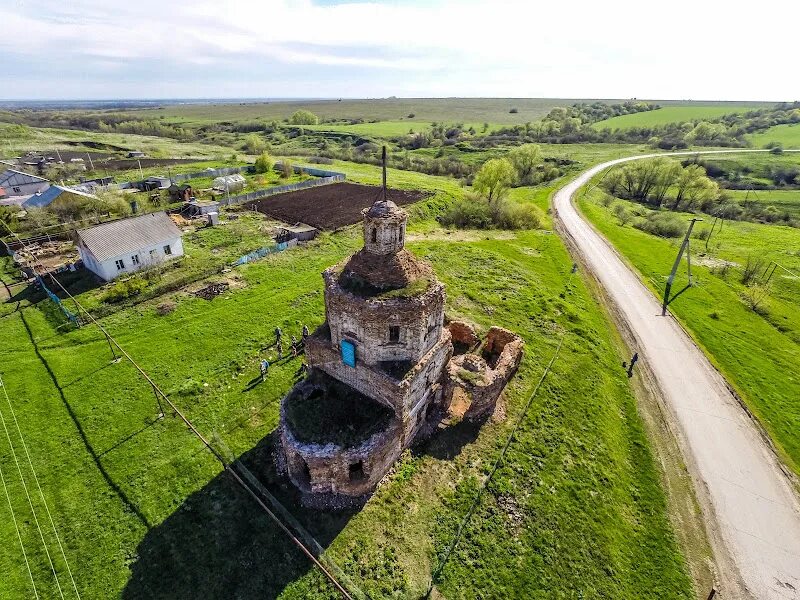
[245,182,427,230]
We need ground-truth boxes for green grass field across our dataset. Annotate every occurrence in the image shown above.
[131,98,581,127]
[592,105,765,130]
[579,188,800,475]
[0,159,695,598]
[748,123,800,148]
[726,189,800,218]
[0,122,236,160]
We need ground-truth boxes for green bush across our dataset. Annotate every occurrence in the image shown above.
[495,201,541,229]
[634,211,686,238]
[289,110,319,125]
[439,197,493,229]
[101,277,148,303]
[254,151,274,174]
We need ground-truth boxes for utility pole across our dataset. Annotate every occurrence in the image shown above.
[137,158,144,180]
[663,218,702,316]
[86,152,94,171]
[381,145,387,199]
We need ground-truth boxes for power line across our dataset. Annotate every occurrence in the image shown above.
[427,335,565,595]
[0,455,39,599]
[0,219,358,599]
[0,375,81,599]
[0,388,65,599]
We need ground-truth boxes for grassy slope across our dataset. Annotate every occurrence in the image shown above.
[725,189,800,218]
[748,123,800,149]
[0,161,692,598]
[578,190,800,474]
[592,105,764,130]
[0,122,235,159]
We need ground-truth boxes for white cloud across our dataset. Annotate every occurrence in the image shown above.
[0,0,797,99]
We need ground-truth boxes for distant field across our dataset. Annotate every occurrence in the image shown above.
[748,123,800,148]
[0,122,234,159]
[592,105,767,130]
[726,189,800,217]
[133,98,626,126]
[306,119,435,137]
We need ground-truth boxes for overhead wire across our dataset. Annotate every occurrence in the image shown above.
[0,453,39,599]
[0,218,358,600]
[0,388,65,599]
[0,375,81,599]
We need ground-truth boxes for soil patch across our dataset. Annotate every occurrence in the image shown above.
[194,282,229,300]
[246,182,427,230]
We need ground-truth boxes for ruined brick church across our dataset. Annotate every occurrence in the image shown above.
[280,165,523,505]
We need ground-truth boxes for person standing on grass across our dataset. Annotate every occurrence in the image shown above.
[275,326,282,344]
[291,335,298,358]
[260,359,269,381]
[302,324,309,340]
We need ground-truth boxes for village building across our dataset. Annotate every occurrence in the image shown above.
[0,169,50,197]
[280,168,523,506]
[22,185,97,209]
[75,212,183,281]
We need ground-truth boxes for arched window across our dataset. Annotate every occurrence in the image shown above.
[371,228,377,243]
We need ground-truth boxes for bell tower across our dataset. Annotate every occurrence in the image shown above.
[362,147,407,255]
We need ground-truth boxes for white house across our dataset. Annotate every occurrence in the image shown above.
[0,169,50,197]
[76,212,183,281]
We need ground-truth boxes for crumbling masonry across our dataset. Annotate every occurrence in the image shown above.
[280,190,523,504]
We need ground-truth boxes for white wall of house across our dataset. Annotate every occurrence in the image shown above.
[78,236,184,281]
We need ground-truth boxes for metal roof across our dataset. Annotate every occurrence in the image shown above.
[0,169,48,187]
[76,212,182,262]
[22,185,95,209]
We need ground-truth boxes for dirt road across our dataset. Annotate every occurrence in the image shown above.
[553,151,800,599]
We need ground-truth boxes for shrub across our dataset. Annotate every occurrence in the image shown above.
[280,161,293,179]
[253,151,274,174]
[495,201,541,230]
[612,203,632,226]
[407,113,415,118]
[634,211,685,237]
[741,255,767,285]
[289,110,319,125]
[439,196,493,229]
[101,277,148,303]
[243,134,267,154]
[509,108,519,114]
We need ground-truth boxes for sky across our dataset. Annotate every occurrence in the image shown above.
[1,0,797,101]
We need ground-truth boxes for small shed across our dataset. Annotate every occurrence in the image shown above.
[141,176,171,191]
[276,223,318,243]
[127,151,145,158]
[183,199,220,217]
[212,174,246,193]
[169,183,193,202]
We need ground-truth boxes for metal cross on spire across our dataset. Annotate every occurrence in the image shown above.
[381,145,387,200]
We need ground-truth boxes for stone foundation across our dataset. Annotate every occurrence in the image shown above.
[444,325,524,421]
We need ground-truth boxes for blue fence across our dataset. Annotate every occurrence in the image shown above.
[36,276,79,326]
[233,240,295,266]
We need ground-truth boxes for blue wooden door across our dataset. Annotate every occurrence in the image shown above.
[341,340,356,368]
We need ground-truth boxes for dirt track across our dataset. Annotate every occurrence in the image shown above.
[245,182,426,230]
[554,150,800,600]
